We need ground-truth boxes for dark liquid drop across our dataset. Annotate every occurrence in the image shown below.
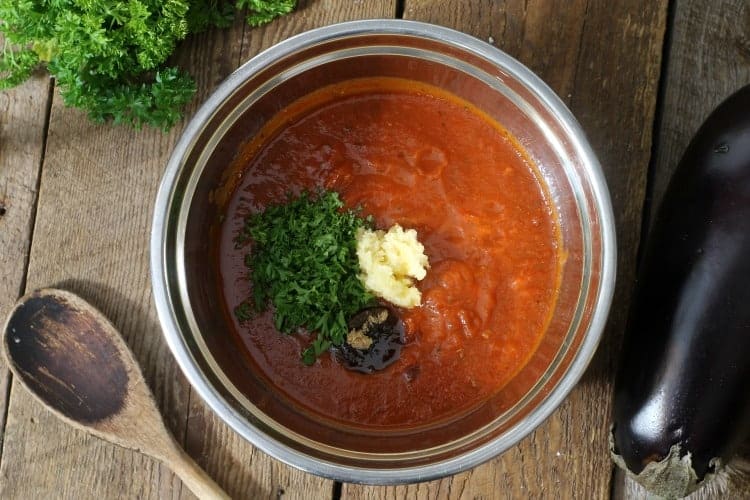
[332,307,404,373]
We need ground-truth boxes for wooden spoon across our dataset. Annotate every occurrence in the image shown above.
[2,288,230,500]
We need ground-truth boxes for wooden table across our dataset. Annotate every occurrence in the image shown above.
[1,1,748,498]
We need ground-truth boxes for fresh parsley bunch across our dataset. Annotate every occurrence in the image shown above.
[0,0,295,130]
[237,190,375,365]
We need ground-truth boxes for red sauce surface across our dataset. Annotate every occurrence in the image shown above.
[219,78,559,428]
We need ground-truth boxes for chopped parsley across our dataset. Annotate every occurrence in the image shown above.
[237,190,374,364]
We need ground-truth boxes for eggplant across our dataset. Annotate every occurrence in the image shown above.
[610,84,750,498]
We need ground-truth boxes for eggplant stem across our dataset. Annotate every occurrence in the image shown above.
[609,431,723,499]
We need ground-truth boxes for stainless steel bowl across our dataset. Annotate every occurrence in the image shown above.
[151,19,616,484]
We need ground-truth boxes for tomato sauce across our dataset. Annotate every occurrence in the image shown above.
[218,77,560,428]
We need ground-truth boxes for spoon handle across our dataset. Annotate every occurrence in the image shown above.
[160,445,231,500]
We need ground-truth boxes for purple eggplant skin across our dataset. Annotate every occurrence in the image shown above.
[611,84,750,485]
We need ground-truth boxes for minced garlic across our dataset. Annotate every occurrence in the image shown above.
[355,224,429,308]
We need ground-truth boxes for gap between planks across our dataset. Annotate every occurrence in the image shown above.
[608,3,677,497]
[633,0,678,264]
[0,76,56,468]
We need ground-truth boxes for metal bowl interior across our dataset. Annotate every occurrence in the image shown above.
[151,20,616,483]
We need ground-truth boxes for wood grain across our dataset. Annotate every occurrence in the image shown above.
[343,1,668,498]
[613,1,750,498]
[0,69,51,457]
[0,14,245,500]
[647,0,750,221]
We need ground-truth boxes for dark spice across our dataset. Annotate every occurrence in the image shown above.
[332,306,404,373]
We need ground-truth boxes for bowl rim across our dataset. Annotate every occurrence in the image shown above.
[151,18,617,484]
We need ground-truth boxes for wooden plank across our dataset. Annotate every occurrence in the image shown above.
[180,2,399,499]
[647,0,750,216]
[342,0,668,498]
[0,72,51,455]
[613,1,750,498]
[0,14,247,500]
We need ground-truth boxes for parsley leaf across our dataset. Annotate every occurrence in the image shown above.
[237,0,296,27]
[0,0,296,130]
[238,190,374,365]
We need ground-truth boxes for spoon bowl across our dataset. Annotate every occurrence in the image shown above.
[3,288,229,500]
